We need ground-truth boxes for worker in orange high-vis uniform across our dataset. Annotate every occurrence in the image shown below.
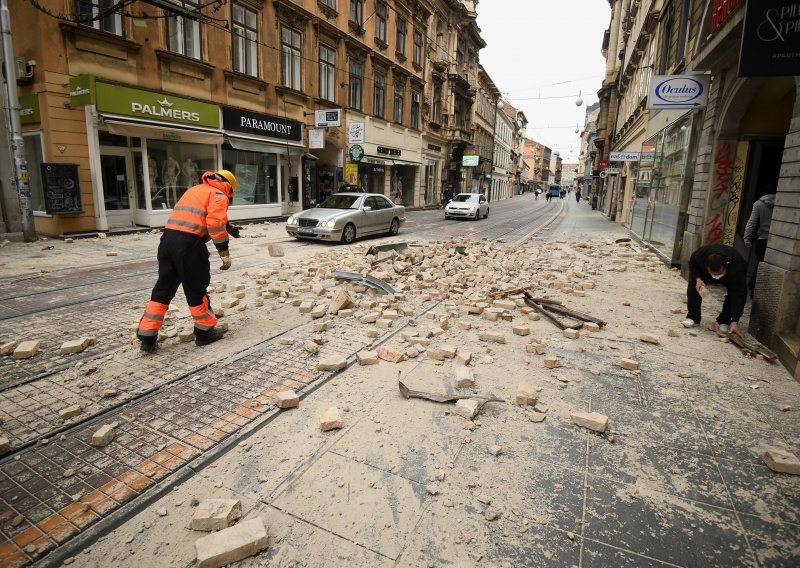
[136,170,242,353]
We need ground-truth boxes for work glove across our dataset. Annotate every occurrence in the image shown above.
[218,250,232,271]
[226,222,242,239]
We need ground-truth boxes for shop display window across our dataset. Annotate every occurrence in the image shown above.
[23,133,45,212]
[147,139,217,209]
[222,144,279,205]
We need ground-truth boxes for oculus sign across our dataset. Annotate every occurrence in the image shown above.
[646,76,710,109]
[740,0,800,76]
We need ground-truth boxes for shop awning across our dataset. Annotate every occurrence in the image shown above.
[362,155,393,165]
[226,134,303,154]
[303,153,318,160]
[390,158,422,166]
[101,114,224,144]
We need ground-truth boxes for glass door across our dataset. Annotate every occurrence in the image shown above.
[99,148,136,228]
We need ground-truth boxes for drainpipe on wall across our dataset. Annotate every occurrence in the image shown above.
[1,0,36,241]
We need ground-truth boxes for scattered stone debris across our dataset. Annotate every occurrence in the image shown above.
[320,407,344,431]
[12,340,41,360]
[544,357,560,369]
[454,399,480,420]
[91,424,116,447]
[276,391,300,409]
[267,244,285,257]
[639,334,660,345]
[317,356,347,371]
[455,367,475,388]
[763,448,800,475]
[194,518,268,568]
[619,358,639,371]
[59,336,98,355]
[488,445,503,456]
[59,405,82,420]
[515,381,538,406]
[570,411,609,433]
[357,350,379,365]
[191,499,243,531]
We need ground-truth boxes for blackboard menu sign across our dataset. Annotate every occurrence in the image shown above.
[41,163,83,215]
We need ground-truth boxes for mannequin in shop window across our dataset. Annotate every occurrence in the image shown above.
[162,154,182,207]
[148,157,158,194]
[182,157,200,189]
[392,172,403,204]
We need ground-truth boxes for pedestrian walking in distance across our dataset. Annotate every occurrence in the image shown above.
[137,170,241,353]
[682,244,747,336]
[575,191,581,203]
[744,185,776,297]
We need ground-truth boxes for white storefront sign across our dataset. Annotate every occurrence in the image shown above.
[308,128,325,149]
[348,122,365,144]
[315,109,342,127]
[646,75,710,109]
[609,151,640,161]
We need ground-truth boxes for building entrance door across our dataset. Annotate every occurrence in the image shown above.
[100,148,139,228]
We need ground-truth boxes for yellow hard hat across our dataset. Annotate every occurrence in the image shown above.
[216,169,237,192]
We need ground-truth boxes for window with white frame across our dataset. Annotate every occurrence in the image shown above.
[166,0,201,59]
[393,83,404,124]
[375,1,387,42]
[410,90,420,129]
[396,17,407,55]
[281,26,302,90]
[349,61,363,109]
[374,72,386,118]
[76,0,122,35]
[412,29,422,66]
[319,44,336,102]
[320,0,336,8]
[232,3,258,76]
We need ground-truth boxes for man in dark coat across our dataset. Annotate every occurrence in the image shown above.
[682,244,747,336]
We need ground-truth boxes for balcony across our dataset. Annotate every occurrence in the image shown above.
[448,63,471,92]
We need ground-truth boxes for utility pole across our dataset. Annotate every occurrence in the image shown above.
[1,0,36,242]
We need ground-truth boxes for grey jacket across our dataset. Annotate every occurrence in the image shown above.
[744,194,775,241]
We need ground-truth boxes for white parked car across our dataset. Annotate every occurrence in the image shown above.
[444,193,489,220]
[285,193,405,244]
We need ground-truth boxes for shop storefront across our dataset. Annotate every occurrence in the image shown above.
[62,76,303,231]
[422,139,446,207]
[629,111,698,264]
[221,106,303,218]
[68,75,224,231]
[358,158,388,194]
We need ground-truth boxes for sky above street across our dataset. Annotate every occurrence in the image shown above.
[476,0,611,163]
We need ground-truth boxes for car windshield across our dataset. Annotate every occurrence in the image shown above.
[452,194,477,203]
[319,195,361,209]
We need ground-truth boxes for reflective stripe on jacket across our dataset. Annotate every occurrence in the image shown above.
[165,172,230,250]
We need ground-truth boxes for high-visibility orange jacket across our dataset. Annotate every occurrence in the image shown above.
[164,172,231,251]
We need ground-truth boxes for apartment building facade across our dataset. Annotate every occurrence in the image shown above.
[7,0,488,235]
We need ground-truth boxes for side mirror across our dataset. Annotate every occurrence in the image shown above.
[363,206,372,212]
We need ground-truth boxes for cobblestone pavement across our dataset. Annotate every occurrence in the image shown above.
[0,300,396,567]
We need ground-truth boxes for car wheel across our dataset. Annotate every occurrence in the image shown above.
[341,223,356,245]
[389,218,400,236]
[484,207,489,219]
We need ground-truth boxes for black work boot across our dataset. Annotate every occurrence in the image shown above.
[137,333,158,353]
[195,327,225,347]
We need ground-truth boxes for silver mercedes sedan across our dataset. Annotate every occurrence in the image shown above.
[285,193,406,244]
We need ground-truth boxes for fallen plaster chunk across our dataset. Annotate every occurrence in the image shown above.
[763,448,800,475]
[191,499,243,531]
[570,411,608,433]
[194,518,268,568]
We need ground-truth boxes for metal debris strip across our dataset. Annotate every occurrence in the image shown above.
[364,241,409,256]
[333,271,395,295]
[522,290,607,331]
[729,332,778,362]
[398,378,504,405]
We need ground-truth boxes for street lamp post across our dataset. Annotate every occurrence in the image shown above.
[487,99,504,203]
